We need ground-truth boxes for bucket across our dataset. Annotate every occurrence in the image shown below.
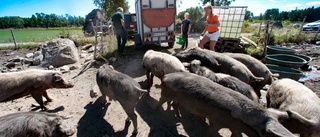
[266,46,298,54]
[265,54,307,69]
[266,64,304,81]
[176,36,185,45]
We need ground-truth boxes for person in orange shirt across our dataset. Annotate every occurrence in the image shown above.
[199,5,220,51]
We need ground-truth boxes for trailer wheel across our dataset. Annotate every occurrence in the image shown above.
[168,42,174,48]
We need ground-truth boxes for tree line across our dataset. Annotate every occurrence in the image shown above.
[0,13,85,29]
[248,6,320,22]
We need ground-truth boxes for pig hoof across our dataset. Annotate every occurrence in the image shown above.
[125,118,131,124]
[132,130,138,135]
[46,98,53,102]
[41,106,48,111]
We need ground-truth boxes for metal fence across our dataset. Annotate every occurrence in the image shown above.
[213,6,247,39]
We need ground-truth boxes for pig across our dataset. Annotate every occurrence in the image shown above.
[96,64,147,135]
[174,47,220,72]
[175,47,264,84]
[142,50,186,90]
[158,72,296,137]
[0,112,75,137]
[189,59,259,104]
[224,52,279,96]
[0,69,74,110]
[267,78,320,137]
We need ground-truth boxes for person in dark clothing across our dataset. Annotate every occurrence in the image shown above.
[181,12,191,49]
[111,7,127,55]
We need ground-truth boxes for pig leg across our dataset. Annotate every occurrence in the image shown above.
[156,94,168,110]
[30,90,47,110]
[43,91,53,102]
[100,95,107,105]
[121,103,138,134]
[287,110,317,126]
[171,101,181,119]
[146,70,151,91]
[146,71,154,92]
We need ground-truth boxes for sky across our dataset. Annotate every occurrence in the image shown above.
[0,0,320,18]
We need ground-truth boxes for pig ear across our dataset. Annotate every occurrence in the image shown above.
[53,74,63,82]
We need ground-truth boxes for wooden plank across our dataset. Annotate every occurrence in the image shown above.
[10,29,17,50]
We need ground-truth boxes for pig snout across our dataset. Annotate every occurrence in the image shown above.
[53,80,74,88]
[64,81,74,88]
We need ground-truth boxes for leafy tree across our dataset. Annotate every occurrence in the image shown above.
[245,10,253,20]
[31,15,37,27]
[199,0,235,6]
[93,0,130,19]
[177,6,205,33]
[177,6,204,21]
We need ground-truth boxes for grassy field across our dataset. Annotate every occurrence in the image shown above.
[0,28,83,43]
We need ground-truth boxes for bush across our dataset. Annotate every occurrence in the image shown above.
[245,45,264,59]
[98,35,118,59]
[282,20,292,26]
[58,29,70,38]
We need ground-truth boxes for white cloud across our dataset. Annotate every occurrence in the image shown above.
[281,3,302,8]
[306,1,320,6]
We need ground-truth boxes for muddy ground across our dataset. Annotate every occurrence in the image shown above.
[0,34,319,137]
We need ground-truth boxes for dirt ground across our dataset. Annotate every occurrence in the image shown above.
[0,34,319,137]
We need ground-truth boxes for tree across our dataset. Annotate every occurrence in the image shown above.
[177,6,204,21]
[93,0,130,19]
[199,0,235,6]
[263,9,279,20]
[245,10,253,20]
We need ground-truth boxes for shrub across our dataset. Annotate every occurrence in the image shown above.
[282,20,292,27]
[245,45,264,59]
[97,35,118,60]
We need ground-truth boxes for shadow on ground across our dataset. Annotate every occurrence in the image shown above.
[77,97,114,137]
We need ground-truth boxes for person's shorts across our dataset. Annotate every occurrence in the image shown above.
[205,30,220,41]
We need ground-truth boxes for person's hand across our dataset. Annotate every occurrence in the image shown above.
[204,21,208,26]
[201,33,204,36]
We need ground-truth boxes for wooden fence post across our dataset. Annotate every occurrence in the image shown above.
[297,16,306,41]
[258,21,263,37]
[263,21,270,57]
[99,21,104,53]
[91,20,97,59]
[10,29,17,50]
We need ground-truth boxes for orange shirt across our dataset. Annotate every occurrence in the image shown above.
[206,14,219,32]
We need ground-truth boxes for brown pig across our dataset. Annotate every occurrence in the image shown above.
[0,69,74,110]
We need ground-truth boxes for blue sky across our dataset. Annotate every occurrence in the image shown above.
[0,0,320,18]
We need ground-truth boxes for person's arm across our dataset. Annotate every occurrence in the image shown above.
[206,21,220,27]
[188,23,191,34]
[201,27,207,36]
[180,23,183,35]
[120,19,126,30]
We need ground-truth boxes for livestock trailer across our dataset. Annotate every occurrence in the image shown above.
[134,0,176,47]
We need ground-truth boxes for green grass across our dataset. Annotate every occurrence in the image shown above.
[0,28,83,43]
[0,44,39,50]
